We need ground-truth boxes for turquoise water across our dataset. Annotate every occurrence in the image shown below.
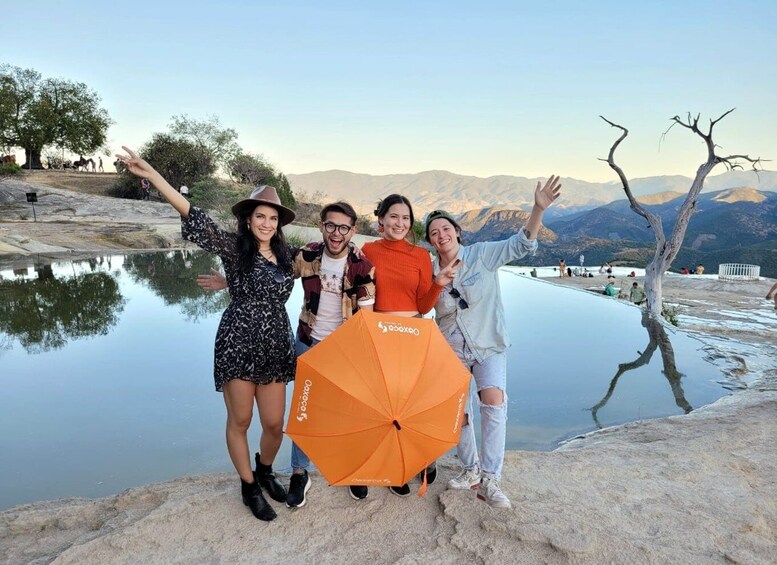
[0,251,728,509]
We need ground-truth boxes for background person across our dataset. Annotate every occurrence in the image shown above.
[140,178,150,200]
[117,147,293,522]
[424,175,561,509]
[630,282,646,304]
[766,282,777,310]
[604,277,618,297]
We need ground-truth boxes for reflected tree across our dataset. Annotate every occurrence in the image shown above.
[0,269,126,354]
[123,250,229,321]
[590,310,692,428]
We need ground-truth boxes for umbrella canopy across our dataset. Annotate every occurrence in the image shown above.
[286,310,470,487]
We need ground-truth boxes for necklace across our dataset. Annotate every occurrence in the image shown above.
[259,247,273,255]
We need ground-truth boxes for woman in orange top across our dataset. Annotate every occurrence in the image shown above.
[362,194,455,317]
[361,193,458,496]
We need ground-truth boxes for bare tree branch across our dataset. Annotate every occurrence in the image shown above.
[600,115,665,244]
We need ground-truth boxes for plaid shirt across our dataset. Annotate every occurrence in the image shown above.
[294,241,376,345]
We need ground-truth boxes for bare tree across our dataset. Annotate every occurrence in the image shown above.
[600,110,762,319]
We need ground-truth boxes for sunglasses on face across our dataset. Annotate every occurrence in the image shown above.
[323,222,353,235]
[449,287,469,309]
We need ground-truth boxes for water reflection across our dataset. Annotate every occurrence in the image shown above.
[0,263,125,354]
[590,311,693,429]
[123,251,230,321]
[0,252,730,509]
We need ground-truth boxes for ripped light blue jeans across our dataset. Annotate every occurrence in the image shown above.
[446,327,507,480]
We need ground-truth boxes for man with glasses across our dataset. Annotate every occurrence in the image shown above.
[198,201,376,508]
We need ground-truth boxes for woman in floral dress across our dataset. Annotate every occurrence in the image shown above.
[117,147,295,522]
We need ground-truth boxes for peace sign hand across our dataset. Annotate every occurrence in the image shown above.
[434,258,462,286]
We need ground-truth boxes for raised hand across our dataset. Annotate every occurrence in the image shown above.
[197,268,228,292]
[115,145,190,217]
[434,258,461,287]
[115,146,158,179]
[534,175,562,211]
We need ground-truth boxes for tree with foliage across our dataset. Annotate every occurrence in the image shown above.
[227,152,296,210]
[0,65,111,169]
[112,134,215,198]
[411,220,425,244]
[168,114,240,171]
[601,110,762,320]
[228,151,276,185]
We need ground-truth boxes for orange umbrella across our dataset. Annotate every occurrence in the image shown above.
[286,310,471,488]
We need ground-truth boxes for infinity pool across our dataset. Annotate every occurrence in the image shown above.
[0,251,729,509]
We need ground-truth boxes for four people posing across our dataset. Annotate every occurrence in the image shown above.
[120,142,561,519]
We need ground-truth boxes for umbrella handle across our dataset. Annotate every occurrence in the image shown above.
[418,463,429,497]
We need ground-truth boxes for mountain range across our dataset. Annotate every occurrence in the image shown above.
[287,169,777,219]
[286,169,777,277]
[457,187,777,278]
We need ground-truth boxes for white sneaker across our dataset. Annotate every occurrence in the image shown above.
[477,477,511,509]
[447,466,481,490]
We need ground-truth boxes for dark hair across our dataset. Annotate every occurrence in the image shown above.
[374,194,416,244]
[235,203,292,274]
[320,201,357,226]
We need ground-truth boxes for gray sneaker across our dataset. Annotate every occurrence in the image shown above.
[447,466,481,490]
[476,477,511,509]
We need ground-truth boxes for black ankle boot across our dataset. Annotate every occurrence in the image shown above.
[240,479,277,521]
[255,453,287,503]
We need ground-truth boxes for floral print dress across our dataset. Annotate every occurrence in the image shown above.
[181,207,296,391]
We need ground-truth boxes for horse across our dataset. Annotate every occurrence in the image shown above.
[73,157,95,172]
[1,155,16,165]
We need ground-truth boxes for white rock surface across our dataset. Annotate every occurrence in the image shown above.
[2,380,774,565]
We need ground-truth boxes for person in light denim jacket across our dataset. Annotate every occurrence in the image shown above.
[425,175,561,509]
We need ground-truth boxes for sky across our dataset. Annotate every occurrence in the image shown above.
[3,0,776,181]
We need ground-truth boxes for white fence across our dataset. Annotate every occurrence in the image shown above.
[718,263,761,281]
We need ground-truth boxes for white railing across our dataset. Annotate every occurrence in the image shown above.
[718,263,760,281]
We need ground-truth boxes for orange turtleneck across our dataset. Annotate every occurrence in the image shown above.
[361,238,443,314]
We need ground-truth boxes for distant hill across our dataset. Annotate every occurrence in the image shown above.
[457,208,556,243]
[458,187,777,278]
[286,169,777,218]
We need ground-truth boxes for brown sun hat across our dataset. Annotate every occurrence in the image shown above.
[231,185,295,226]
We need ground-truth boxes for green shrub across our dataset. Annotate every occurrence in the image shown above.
[286,233,307,248]
[662,305,680,327]
[0,162,23,176]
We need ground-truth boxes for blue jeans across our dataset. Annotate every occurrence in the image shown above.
[290,337,319,471]
[446,327,508,480]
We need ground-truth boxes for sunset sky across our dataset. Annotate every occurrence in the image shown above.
[4,0,775,181]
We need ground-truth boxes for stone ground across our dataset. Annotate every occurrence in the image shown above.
[1,176,776,564]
